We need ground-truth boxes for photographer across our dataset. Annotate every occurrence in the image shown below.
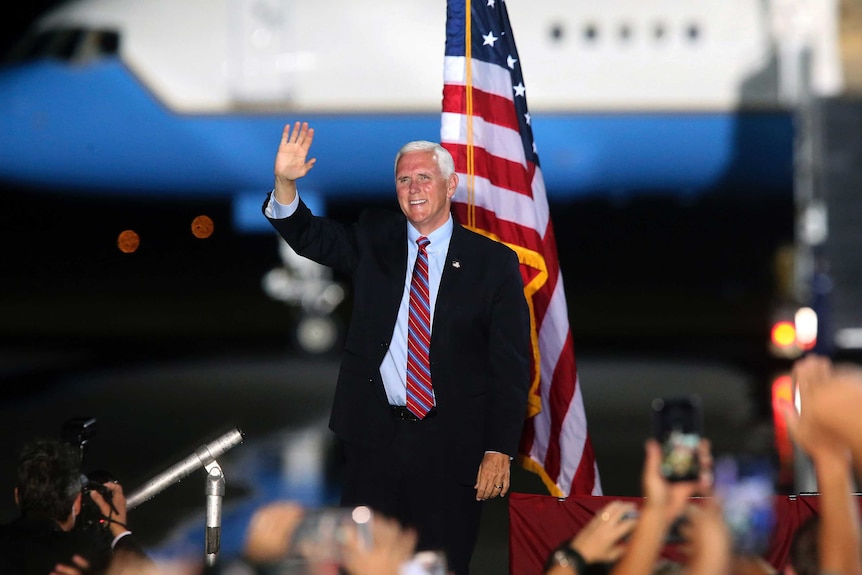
[0,437,152,575]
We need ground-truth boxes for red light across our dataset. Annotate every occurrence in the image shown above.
[771,374,795,487]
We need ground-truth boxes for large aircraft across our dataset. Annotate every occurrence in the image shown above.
[0,0,843,352]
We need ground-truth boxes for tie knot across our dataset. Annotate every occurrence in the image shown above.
[417,236,430,251]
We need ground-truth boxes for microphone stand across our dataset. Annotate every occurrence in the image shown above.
[125,427,244,565]
[205,460,225,566]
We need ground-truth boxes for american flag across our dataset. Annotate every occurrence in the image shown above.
[440,0,601,497]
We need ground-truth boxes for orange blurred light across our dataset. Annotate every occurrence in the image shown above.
[117,230,140,253]
[191,215,214,239]
[771,374,795,487]
[771,321,796,348]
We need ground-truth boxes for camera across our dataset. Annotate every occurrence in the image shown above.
[80,469,118,527]
[62,417,117,541]
[651,396,703,482]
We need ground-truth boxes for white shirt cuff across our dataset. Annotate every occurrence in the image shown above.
[111,530,133,549]
[264,189,300,219]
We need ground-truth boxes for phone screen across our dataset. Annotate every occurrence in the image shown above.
[651,396,702,482]
[713,455,776,555]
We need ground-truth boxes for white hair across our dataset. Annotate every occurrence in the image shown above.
[394,141,455,178]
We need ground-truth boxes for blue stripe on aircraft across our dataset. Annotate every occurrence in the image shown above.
[0,58,793,235]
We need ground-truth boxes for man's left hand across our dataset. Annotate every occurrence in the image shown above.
[474,452,510,500]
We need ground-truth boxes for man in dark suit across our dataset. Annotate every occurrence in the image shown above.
[0,438,153,575]
[262,122,532,575]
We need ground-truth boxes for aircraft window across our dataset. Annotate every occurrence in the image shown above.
[2,28,119,64]
[583,23,599,42]
[549,23,565,43]
[653,23,666,41]
[3,28,79,62]
[99,32,120,54]
[619,24,632,41]
[74,30,120,63]
[2,32,40,62]
[686,23,701,42]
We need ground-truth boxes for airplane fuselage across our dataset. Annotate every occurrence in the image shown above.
[1,0,833,234]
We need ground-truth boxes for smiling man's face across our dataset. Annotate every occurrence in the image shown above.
[395,150,457,236]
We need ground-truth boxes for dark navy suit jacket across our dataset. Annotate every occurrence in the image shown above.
[0,513,151,575]
[265,195,531,485]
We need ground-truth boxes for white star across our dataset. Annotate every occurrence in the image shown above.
[487,0,495,6]
[524,112,531,125]
[507,55,518,69]
[513,82,526,97]
[483,31,498,46]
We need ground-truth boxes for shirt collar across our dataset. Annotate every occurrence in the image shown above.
[407,215,453,252]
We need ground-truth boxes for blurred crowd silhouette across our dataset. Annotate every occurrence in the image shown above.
[2,354,861,575]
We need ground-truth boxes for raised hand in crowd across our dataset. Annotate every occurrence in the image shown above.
[236,501,423,575]
[780,354,862,575]
[51,554,90,575]
[241,500,305,565]
[676,497,731,575]
[544,500,638,575]
[780,354,862,470]
[608,437,715,575]
[341,513,419,575]
[571,500,639,565]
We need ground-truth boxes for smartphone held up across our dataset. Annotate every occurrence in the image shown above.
[651,395,703,482]
[713,454,776,555]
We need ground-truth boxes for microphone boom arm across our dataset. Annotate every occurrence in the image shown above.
[126,427,244,511]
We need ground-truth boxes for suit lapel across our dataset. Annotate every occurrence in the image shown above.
[432,223,467,334]
[378,218,409,319]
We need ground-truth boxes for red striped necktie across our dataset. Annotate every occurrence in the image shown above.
[406,236,434,419]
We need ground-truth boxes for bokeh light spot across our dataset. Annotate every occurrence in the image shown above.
[117,230,140,254]
[192,215,214,239]
[771,321,796,348]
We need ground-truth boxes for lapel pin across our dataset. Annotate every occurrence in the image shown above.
[452,260,461,268]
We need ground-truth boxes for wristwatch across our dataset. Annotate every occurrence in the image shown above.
[550,546,587,573]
